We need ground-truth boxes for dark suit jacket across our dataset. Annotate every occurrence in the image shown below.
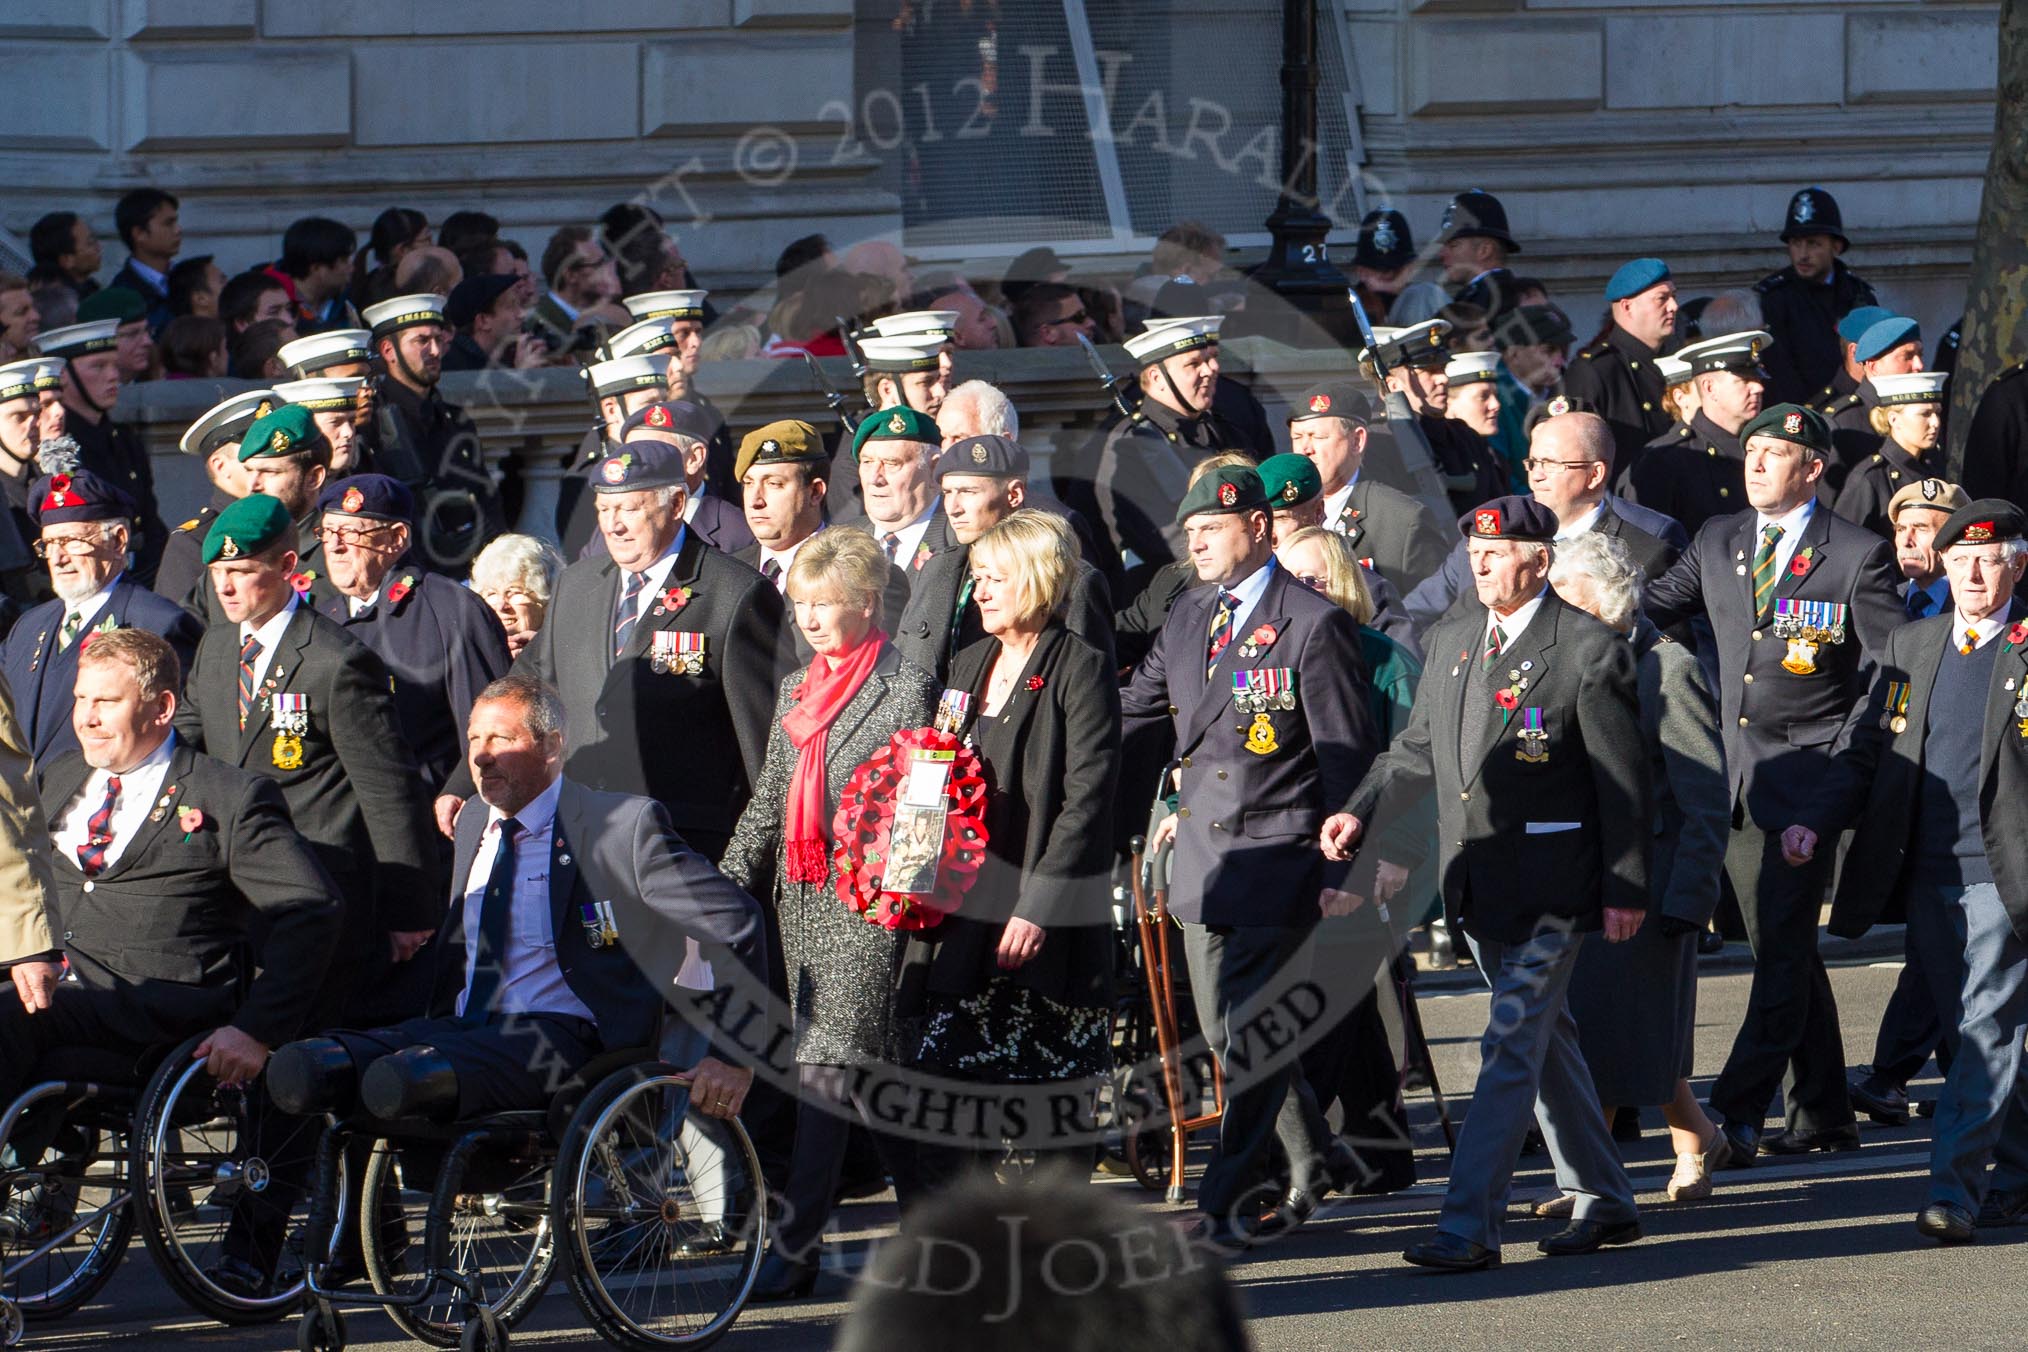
[1345,592,1651,943]
[439,777,768,1051]
[895,544,1114,683]
[909,627,1120,1007]
[110,258,173,334]
[488,529,789,856]
[1622,412,1749,539]
[1799,601,2028,942]
[2,578,203,769]
[1401,496,1686,635]
[1121,563,1380,927]
[41,740,341,1047]
[172,601,436,967]
[318,569,511,792]
[1643,502,1902,828]
[1334,479,1451,600]
[733,530,913,665]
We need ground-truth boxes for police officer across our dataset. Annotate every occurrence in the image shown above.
[1351,207,1418,327]
[1439,189,1524,319]
[0,359,61,620]
[1782,500,2028,1241]
[1623,330,1773,536]
[1809,305,1891,412]
[1755,187,1879,406]
[1642,403,1902,1163]
[1824,315,1926,486]
[313,474,511,793]
[1285,380,1450,598]
[155,389,269,615]
[1562,259,1679,472]
[35,318,168,585]
[358,293,504,571]
[1358,319,1508,515]
[1121,463,1380,1248]
[0,467,201,769]
[557,352,669,557]
[1833,370,1950,540]
[895,434,1112,682]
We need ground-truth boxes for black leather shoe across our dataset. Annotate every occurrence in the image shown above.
[204,1255,274,1300]
[749,1249,820,1301]
[1917,1202,1976,1244]
[1253,1190,1319,1240]
[1698,931,1726,955]
[1976,1186,2028,1228]
[1758,1124,1862,1156]
[1403,1233,1499,1271]
[1537,1218,1642,1255]
[1848,1074,1911,1126]
[1716,1120,1759,1169]
[1915,1097,1937,1119]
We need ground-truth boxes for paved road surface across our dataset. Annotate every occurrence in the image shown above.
[24,957,2028,1352]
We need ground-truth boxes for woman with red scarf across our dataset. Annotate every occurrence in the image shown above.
[719,526,938,1301]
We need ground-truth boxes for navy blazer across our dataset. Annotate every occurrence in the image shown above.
[0,578,203,771]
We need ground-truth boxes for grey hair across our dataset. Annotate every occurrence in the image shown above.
[475,674,567,741]
[1549,530,1644,632]
[942,380,1019,439]
[471,532,564,604]
[654,483,686,508]
[1696,289,1764,336]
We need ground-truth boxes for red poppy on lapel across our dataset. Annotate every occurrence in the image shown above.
[654,586,691,616]
[1789,549,1813,578]
[1025,674,1045,691]
[385,573,416,605]
[289,568,317,594]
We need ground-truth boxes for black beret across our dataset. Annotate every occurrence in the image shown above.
[1458,494,1557,543]
[318,474,415,525]
[935,435,1030,481]
[1934,498,2026,553]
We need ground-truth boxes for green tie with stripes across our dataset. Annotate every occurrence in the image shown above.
[1752,523,1784,620]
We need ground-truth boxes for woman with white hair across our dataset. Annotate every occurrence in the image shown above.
[1548,530,1734,1204]
[469,532,564,658]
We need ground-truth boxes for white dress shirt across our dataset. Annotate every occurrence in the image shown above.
[1215,556,1280,643]
[1322,477,1360,532]
[59,579,118,646]
[238,592,300,689]
[1554,501,1605,542]
[456,776,594,1022]
[1752,499,1816,580]
[1954,611,2008,653]
[614,530,685,625]
[52,732,177,873]
[874,502,940,569]
[1484,585,1549,655]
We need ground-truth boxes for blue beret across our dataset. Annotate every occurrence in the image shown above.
[934,435,1030,481]
[620,400,717,444]
[1458,495,1557,543]
[596,440,686,492]
[30,469,136,527]
[1835,305,1893,346]
[318,474,415,524]
[1855,316,1921,364]
[1603,258,1671,304]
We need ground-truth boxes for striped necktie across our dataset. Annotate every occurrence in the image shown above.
[613,570,646,658]
[1482,620,1507,672]
[77,775,121,876]
[1751,523,1784,620]
[237,635,262,729]
[1206,589,1237,675]
[59,610,84,649]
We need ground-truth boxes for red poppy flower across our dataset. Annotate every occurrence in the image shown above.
[2010,622,2028,646]
[385,574,415,605]
[1494,688,1520,711]
[1026,674,1045,691]
[656,586,691,615]
[288,572,314,594]
[1789,554,1812,577]
[1250,624,1278,647]
[177,807,206,833]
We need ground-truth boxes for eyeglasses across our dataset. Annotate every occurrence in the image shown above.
[1522,457,1595,474]
[1042,309,1091,328]
[317,524,396,547]
[33,534,108,559]
[1294,573,1324,587]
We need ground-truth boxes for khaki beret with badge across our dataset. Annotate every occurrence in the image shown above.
[735,419,824,483]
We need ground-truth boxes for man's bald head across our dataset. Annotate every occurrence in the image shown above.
[1525,411,1614,523]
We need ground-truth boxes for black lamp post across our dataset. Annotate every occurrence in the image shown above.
[1248,0,1352,345]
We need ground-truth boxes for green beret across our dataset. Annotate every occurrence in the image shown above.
[77,286,147,325]
[202,493,294,565]
[1174,465,1268,524]
[239,404,327,464]
[850,405,940,462]
[1739,403,1833,459]
[1257,453,1322,509]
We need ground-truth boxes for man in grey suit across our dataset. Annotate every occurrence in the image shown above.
[270,675,766,1125]
[1286,380,1451,599]
[1121,464,1381,1248]
[1326,495,1651,1270]
[895,434,1113,682]
[1404,410,1687,633]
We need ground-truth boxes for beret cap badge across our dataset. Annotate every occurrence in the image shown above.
[1281,481,1300,503]
[1309,393,1331,413]
[1964,521,1996,543]
[970,443,988,464]
[1217,482,1238,507]
[600,457,629,484]
[220,535,240,560]
[269,429,292,453]
[761,439,780,454]
[1545,395,1571,417]
[647,405,671,428]
[1782,412,1803,436]
[888,411,908,434]
[340,486,365,513]
[1475,508,1501,535]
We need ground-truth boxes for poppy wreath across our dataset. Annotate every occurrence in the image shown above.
[830,726,990,932]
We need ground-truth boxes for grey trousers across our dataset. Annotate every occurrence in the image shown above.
[1905,879,2028,1212]
[1181,921,1336,1219]
[1439,926,1638,1249]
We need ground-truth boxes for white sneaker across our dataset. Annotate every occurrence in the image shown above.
[1666,1151,1713,1202]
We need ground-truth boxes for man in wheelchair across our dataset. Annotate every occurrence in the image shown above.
[266,672,765,1176]
[0,628,342,1239]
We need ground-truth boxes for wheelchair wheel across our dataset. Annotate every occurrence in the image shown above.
[361,1135,555,1347]
[132,1049,345,1324]
[1,1105,136,1321]
[553,1067,765,1351]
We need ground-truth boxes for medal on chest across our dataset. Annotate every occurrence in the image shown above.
[1233,668,1295,756]
[1516,707,1549,763]
[1882,681,1911,735]
[651,629,707,675]
[1771,599,1847,676]
[270,693,309,770]
[580,900,618,949]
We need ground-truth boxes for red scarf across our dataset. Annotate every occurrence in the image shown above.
[782,631,887,883]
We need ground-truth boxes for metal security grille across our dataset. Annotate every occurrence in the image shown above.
[893,0,1366,252]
